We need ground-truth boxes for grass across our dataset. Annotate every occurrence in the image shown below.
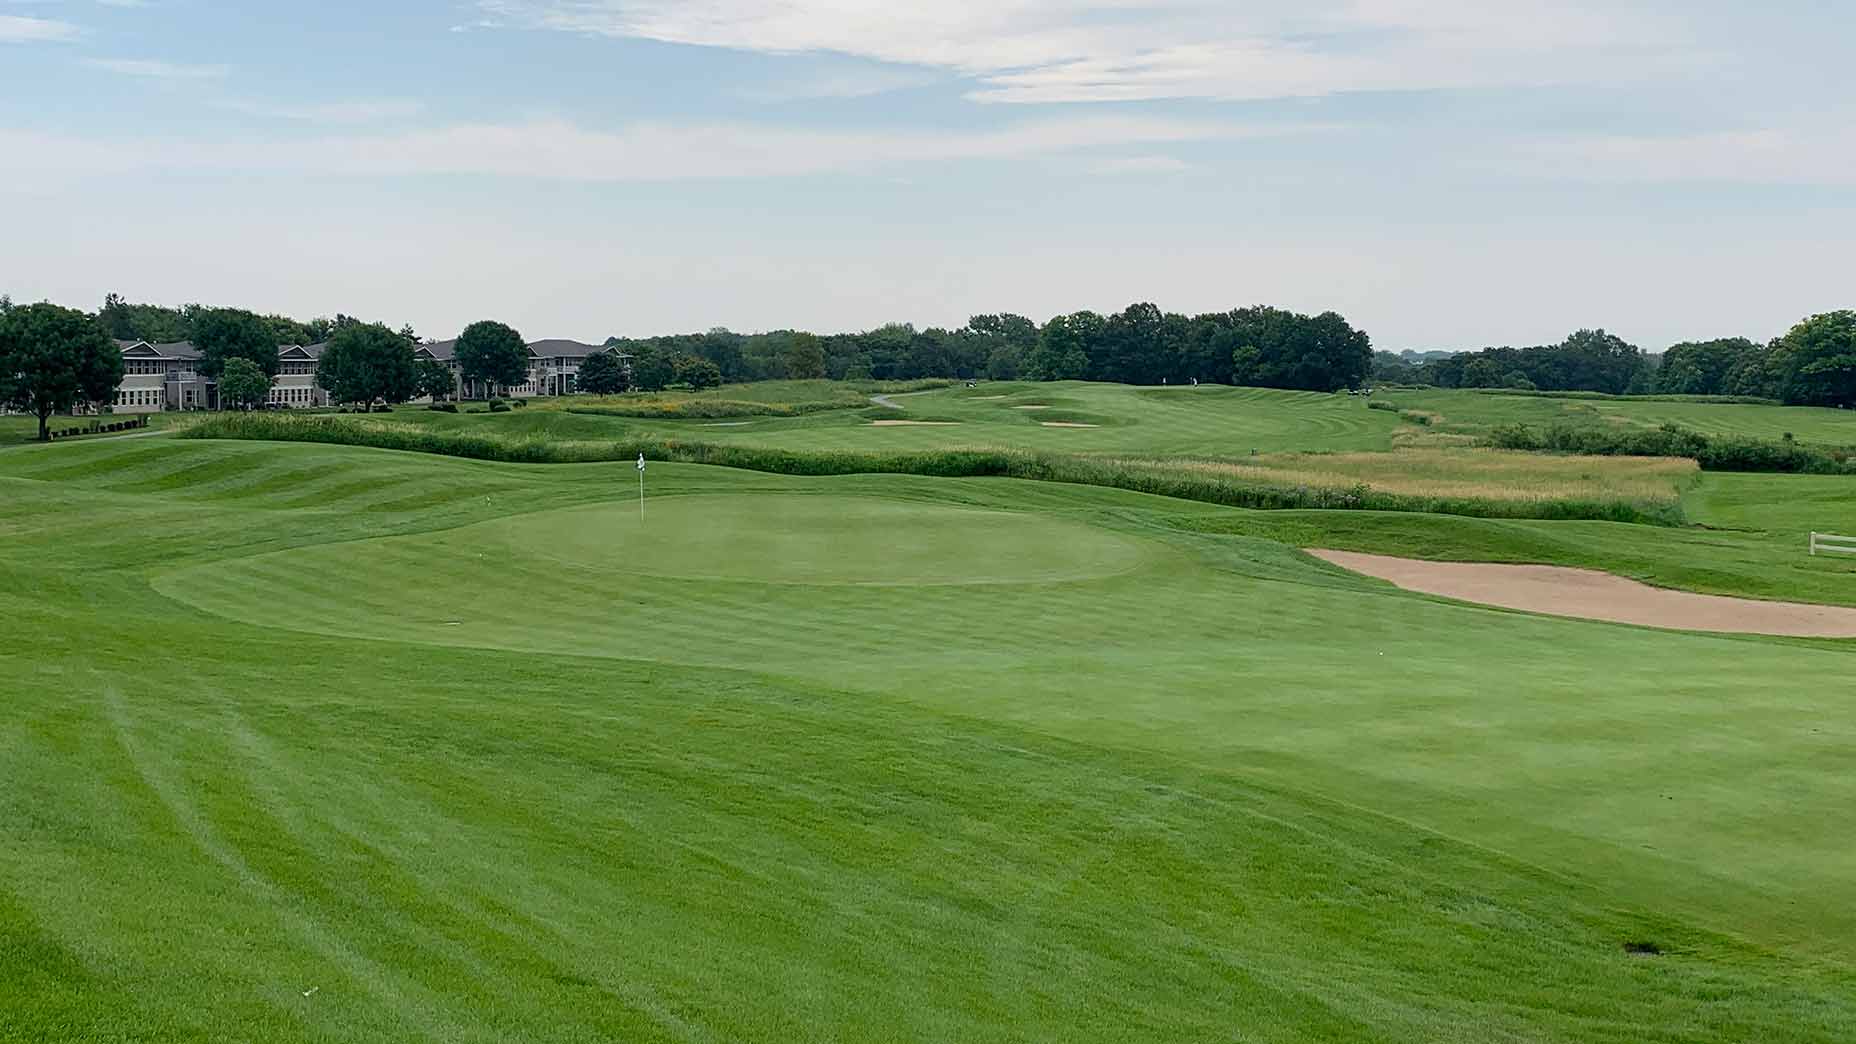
[180,413,1692,523]
[0,411,179,446]
[1390,387,1856,447]
[4,437,1856,1041]
[548,378,954,418]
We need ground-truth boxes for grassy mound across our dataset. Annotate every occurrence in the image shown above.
[180,412,1689,523]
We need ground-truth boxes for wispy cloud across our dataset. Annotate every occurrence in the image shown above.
[0,115,1309,185]
[1087,154,1196,175]
[1513,127,1856,186]
[83,57,228,79]
[213,97,426,124]
[476,0,1692,103]
[0,14,80,42]
[733,66,940,103]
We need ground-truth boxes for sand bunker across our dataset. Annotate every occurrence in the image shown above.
[1310,549,1856,638]
[1012,405,1051,410]
[871,419,959,427]
[967,395,1009,400]
[1041,422,1099,428]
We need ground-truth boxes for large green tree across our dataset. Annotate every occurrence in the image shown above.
[1777,311,1856,408]
[1654,338,1759,396]
[782,332,826,379]
[630,345,676,392]
[1025,313,1093,380]
[218,357,272,411]
[674,354,723,390]
[577,351,627,395]
[455,320,529,396]
[0,303,125,440]
[193,307,280,379]
[316,323,419,408]
[415,358,455,402]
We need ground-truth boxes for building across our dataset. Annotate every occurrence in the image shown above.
[111,339,332,412]
[113,340,213,412]
[103,335,628,413]
[415,338,630,400]
[272,344,332,409]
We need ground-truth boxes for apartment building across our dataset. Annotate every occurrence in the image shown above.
[105,336,627,413]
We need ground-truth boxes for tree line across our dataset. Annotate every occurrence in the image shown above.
[1373,313,1856,406]
[605,303,1373,393]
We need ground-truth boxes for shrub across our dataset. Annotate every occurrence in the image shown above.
[1486,422,1856,474]
[427,402,459,413]
[1366,401,1400,413]
[510,398,528,408]
[488,400,512,413]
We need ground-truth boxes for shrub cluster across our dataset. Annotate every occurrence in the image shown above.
[183,412,1683,524]
[1486,422,1856,474]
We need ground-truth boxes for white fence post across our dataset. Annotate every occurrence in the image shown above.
[1810,532,1856,557]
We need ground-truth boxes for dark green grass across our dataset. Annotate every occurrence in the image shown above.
[7,439,1856,1041]
[178,412,1687,524]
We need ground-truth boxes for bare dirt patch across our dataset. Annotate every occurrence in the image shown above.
[1041,422,1099,428]
[1310,549,1856,638]
[870,419,959,427]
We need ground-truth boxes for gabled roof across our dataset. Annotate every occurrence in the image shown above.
[117,340,156,355]
[150,341,201,361]
[417,339,458,361]
[527,338,604,357]
[279,343,330,360]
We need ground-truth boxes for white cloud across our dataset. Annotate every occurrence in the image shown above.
[1513,128,1856,186]
[477,0,1690,103]
[1088,154,1195,174]
[213,98,427,124]
[733,66,940,103]
[0,114,1305,184]
[0,14,79,42]
[83,57,228,78]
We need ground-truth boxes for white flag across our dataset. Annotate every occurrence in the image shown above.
[636,452,646,472]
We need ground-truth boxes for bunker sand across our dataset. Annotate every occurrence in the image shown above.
[871,419,959,427]
[1311,549,1856,638]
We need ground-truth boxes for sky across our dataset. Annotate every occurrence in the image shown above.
[2,1,1852,350]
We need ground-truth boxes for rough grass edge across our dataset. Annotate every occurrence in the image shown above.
[181,413,1684,525]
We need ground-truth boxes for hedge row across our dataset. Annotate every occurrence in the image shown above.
[1486,422,1856,474]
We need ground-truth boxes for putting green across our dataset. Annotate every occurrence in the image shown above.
[163,493,1152,601]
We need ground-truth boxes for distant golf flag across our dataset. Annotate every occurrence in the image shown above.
[636,453,646,518]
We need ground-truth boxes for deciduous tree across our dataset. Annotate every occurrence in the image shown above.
[193,307,280,378]
[218,357,272,410]
[1778,311,1856,408]
[455,320,529,395]
[577,351,628,395]
[674,354,722,390]
[316,322,419,408]
[416,358,455,401]
[0,303,124,440]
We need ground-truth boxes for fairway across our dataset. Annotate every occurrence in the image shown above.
[6,433,1856,1042]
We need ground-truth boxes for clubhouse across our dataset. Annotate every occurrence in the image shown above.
[107,337,627,413]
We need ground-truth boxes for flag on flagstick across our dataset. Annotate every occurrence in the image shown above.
[636,453,646,519]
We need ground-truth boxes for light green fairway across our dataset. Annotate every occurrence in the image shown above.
[6,437,1856,1042]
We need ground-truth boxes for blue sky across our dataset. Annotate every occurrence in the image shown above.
[2,1,1852,350]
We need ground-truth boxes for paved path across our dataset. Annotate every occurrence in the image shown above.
[868,394,906,410]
